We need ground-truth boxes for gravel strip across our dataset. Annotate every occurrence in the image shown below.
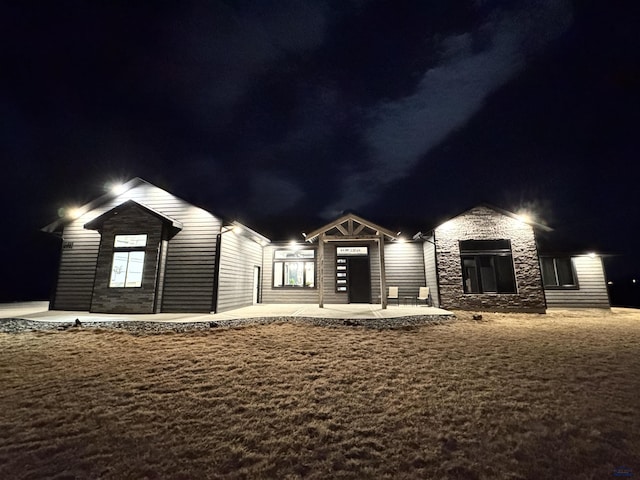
[0,314,456,334]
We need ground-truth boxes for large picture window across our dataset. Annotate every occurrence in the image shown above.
[460,239,517,294]
[109,234,147,288]
[541,257,577,288]
[273,249,315,288]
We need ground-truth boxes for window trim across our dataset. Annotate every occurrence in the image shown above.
[272,248,316,289]
[109,234,147,288]
[540,256,579,290]
[459,239,518,294]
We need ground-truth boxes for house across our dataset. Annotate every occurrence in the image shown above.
[42,178,267,314]
[42,178,610,314]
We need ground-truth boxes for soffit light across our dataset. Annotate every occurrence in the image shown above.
[111,183,127,195]
[515,212,533,224]
[438,220,454,231]
[68,207,83,219]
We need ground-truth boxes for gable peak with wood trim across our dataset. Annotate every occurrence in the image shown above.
[304,213,399,243]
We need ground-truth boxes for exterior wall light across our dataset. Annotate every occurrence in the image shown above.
[111,183,127,195]
[515,212,533,224]
[438,220,455,231]
[68,208,83,219]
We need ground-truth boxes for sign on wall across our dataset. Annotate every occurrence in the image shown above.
[336,246,368,256]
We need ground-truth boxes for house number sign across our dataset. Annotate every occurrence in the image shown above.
[336,246,368,256]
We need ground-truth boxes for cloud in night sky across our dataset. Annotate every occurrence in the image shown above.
[322,0,573,216]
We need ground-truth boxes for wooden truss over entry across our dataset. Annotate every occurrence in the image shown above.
[305,213,399,309]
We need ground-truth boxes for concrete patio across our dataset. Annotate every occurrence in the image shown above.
[0,301,453,323]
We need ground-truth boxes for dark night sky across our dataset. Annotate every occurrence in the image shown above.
[1,1,639,302]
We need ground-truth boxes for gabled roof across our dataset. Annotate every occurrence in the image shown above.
[84,199,183,235]
[41,176,273,243]
[432,204,553,232]
[305,212,399,242]
[41,177,149,234]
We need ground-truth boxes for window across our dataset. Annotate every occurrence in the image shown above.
[541,257,577,288]
[273,249,315,288]
[460,239,517,294]
[109,234,147,288]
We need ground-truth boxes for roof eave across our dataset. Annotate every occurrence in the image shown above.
[41,177,148,234]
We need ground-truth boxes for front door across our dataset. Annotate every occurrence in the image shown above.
[348,257,371,303]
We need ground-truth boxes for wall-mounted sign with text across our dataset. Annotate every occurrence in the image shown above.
[336,246,368,256]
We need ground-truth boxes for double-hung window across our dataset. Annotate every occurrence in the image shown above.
[460,239,517,294]
[109,234,147,288]
[540,257,577,288]
[273,249,315,288]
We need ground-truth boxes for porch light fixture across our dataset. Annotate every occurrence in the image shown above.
[587,252,597,258]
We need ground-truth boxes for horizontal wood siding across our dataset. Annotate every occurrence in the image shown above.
[423,237,439,307]
[384,241,426,299]
[89,206,164,313]
[217,232,263,312]
[261,244,318,304]
[155,239,168,313]
[52,221,101,310]
[545,256,610,308]
[370,241,381,304]
[160,205,220,312]
[52,183,221,313]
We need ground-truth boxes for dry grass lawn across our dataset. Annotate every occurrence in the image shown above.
[1,309,639,479]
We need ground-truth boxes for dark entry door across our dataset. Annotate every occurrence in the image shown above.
[348,257,371,303]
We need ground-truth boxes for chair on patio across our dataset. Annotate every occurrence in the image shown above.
[387,286,399,306]
[417,287,430,306]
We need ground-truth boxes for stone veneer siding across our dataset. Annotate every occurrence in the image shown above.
[90,205,166,313]
[435,206,546,313]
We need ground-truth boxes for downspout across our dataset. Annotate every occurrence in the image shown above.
[212,232,223,313]
[531,228,548,312]
[432,231,442,309]
[88,228,103,313]
[415,231,441,309]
